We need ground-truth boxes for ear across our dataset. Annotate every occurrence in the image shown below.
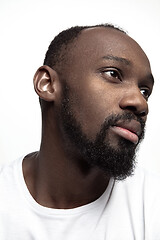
[33,65,60,102]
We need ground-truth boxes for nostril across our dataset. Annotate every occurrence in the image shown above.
[121,106,147,117]
[119,92,149,117]
[121,106,137,112]
[139,110,147,117]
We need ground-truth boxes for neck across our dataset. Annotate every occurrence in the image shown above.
[23,119,109,209]
[23,149,109,209]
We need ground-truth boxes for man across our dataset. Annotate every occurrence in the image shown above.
[0,24,159,239]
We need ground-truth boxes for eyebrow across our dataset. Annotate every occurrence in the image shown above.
[146,73,154,86]
[102,55,131,65]
[102,55,155,85]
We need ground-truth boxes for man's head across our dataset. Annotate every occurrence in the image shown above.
[34,24,154,180]
[43,24,126,70]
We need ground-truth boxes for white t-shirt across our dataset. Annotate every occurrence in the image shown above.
[0,156,160,240]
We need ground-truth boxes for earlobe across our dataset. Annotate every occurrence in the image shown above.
[33,65,59,102]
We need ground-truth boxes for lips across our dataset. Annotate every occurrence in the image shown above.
[111,119,142,144]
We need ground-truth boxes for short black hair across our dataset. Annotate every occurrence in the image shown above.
[40,24,126,110]
[43,24,126,69]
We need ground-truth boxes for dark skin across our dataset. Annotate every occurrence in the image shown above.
[23,27,154,209]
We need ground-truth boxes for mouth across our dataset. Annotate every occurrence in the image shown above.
[111,120,142,144]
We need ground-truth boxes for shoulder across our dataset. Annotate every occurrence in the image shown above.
[0,157,22,176]
[117,166,160,188]
[0,156,24,193]
[118,166,160,186]
[113,166,160,210]
[116,166,160,197]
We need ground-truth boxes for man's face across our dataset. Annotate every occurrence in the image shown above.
[58,27,154,180]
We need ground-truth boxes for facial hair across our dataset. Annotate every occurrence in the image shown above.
[59,85,145,180]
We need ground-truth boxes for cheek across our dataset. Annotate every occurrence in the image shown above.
[68,80,120,139]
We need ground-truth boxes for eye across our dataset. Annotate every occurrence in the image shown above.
[105,70,120,78]
[101,69,122,82]
[140,88,151,100]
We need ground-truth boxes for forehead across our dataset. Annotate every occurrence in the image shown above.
[67,27,150,69]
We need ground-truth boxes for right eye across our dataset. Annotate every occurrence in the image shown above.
[104,70,120,78]
[101,69,122,82]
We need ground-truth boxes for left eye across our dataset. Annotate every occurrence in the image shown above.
[140,88,150,100]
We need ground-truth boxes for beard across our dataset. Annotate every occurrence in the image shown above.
[59,85,145,180]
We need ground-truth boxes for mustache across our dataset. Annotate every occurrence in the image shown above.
[96,112,145,143]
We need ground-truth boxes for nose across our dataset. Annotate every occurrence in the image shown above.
[119,87,148,117]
